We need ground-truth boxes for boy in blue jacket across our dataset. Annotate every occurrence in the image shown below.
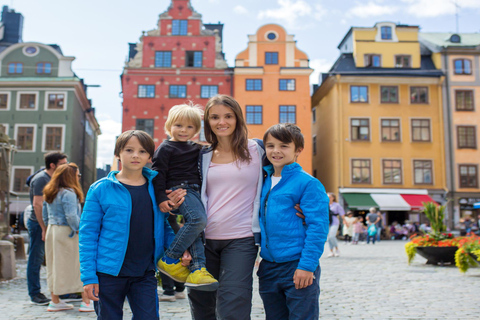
[79,130,187,319]
[258,124,329,320]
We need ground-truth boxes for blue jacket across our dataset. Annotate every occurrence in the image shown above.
[259,162,329,272]
[43,188,81,238]
[79,168,175,285]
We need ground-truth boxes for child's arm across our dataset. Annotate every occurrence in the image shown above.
[151,143,172,206]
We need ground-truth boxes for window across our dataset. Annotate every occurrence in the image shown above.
[364,54,381,67]
[169,85,187,98]
[172,19,188,35]
[279,105,296,123]
[352,159,371,184]
[47,94,65,110]
[246,79,262,91]
[457,126,476,149]
[19,94,36,109]
[44,126,63,151]
[312,136,317,155]
[414,160,433,184]
[138,85,155,98]
[381,119,400,141]
[36,62,52,74]
[0,93,9,110]
[199,120,206,142]
[136,119,154,138]
[454,59,472,75]
[381,26,392,40]
[455,90,474,111]
[279,79,295,91]
[186,51,202,67]
[410,86,428,104]
[351,119,370,141]
[246,105,262,124]
[459,165,477,188]
[312,107,316,123]
[383,159,402,184]
[13,168,32,193]
[8,62,22,74]
[411,119,431,142]
[265,52,278,64]
[395,55,411,68]
[155,51,172,67]
[350,86,368,103]
[380,86,398,103]
[16,126,34,151]
[200,85,218,99]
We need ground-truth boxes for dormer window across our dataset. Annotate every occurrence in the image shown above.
[365,54,381,67]
[395,55,411,68]
[450,34,461,43]
[381,26,392,40]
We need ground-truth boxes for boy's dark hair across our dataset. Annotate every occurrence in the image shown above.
[45,152,68,170]
[263,123,304,150]
[114,130,155,158]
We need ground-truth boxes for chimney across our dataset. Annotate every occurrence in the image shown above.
[0,6,23,44]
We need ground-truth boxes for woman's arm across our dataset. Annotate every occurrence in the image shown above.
[62,190,81,232]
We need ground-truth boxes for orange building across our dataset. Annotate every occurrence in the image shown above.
[234,24,313,173]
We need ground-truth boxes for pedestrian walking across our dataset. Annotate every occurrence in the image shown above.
[327,193,345,257]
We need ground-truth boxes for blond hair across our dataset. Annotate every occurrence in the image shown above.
[164,103,203,137]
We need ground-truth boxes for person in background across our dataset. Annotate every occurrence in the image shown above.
[42,163,93,312]
[327,193,345,257]
[26,152,68,305]
[375,211,384,242]
[352,216,366,245]
[342,211,356,244]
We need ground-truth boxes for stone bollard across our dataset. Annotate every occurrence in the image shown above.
[0,240,16,280]
[12,234,26,260]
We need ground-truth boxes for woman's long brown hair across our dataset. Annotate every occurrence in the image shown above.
[204,95,251,163]
[43,163,84,203]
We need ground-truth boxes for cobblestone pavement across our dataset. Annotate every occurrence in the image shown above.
[1,241,479,319]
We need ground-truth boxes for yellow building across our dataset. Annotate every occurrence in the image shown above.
[312,22,447,226]
[420,33,480,229]
[234,24,313,173]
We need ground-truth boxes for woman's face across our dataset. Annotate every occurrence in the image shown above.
[208,104,237,139]
[76,169,81,182]
[328,194,334,204]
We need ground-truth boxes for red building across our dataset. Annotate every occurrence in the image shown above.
[121,0,231,143]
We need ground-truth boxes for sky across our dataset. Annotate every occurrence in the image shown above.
[4,0,480,168]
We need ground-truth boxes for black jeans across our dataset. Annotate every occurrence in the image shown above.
[188,237,258,320]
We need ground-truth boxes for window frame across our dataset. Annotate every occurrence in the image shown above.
[245,105,263,125]
[138,85,156,98]
[350,118,370,141]
[279,79,296,91]
[279,105,296,124]
[351,158,372,184]
[413,159,433,185]
[459,164,478,188]
[16,91,39,111]
[245,79,262,91]
[36,62,52,74]
[172,19,188,35]
[154,51,172,68]
[185,51,203,67]
[312,107,316,123]
[45,91,67,111]
[169,85,187,98]
[7,62,23,74]
[382,159,403,185]
[455,90,474,111]
[380,118,401,142]
[350,85,369,103]
[135,119,155,138]
[0,91,11,110]
[380,86,399,104]
[11,166,34,194]
[364,54,381,67]
[312,135,317,155]
[457,125,477,149]
[410,86,429,104]
[411,118,431,142]
[14,123,36,152]
[200,85,218,99]
[265,52,279,65]
[42,124,65,152]
[381,26,392,40]
[453,59,472,75]
[395,55,411,68]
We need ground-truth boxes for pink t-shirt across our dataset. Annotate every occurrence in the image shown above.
[205,141,260,240]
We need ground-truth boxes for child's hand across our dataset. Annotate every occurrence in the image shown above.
[181,250,192,267]
[293,269,314,289]
[84,283,99,301]
[159,200,175,212]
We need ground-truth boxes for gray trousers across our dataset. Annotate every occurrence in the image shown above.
[188,237,258,320]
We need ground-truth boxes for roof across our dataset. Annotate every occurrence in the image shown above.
[48,44,63,55]
[419,32,480,49]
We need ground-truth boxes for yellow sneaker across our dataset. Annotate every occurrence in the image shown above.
[157,258,190,283]
[185,268,219,291]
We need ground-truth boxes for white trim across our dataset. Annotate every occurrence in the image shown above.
[16,91,39,111]
[41,124,66,152]
[0,91,11,111]
[44,91,67,111]
[411,158,435,186]
[379,117,402,143]
[339,188,428,195]
[11,166,34,194]
[374,22,399,42]
[0,123,8,135]
[265,30,279,42]
[22,45,40,57]
[14,123,37,152]
[409,117,432,143]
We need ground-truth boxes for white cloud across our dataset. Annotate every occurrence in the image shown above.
[309,58,333,86]
[96,116,121,168]
[347,1,399,18]
[257,0,327,28]
[233,5,248,15]
[401,0,480,17]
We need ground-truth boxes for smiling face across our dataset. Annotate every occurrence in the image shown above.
[265,133,302,176]
[207,104,237,139]
[116,136,151,172]
[170,119,197,142]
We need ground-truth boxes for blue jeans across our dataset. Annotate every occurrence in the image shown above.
[164,184,206,271]
[258,259,320,320]
[327,224,339,250]
[367,235,376,244]
[26,219,44,299]
[376,227,382,242]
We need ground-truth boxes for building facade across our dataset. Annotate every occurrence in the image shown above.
[0,6,100,218]
[420,33,480,229]
[234,24,313,173]
[122,0,230,144]
[312,22,447,226]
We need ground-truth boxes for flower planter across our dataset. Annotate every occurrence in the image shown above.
[416,246,458,266]
[469,253,480,266]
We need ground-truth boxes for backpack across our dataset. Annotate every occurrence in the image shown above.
[368,224,377,236]
[329,208,338,225]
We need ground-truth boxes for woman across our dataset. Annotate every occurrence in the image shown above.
[188,95,265,320]
[342,211,356,244]
[327,192,345,257]
[42,163,93,312]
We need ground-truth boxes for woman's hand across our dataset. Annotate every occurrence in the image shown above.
[84,283,100,301]
[294,204,306,224]
[293,269,314,289]
[181,250,192,267]
[159,200,175,213]
[166,189,186,209]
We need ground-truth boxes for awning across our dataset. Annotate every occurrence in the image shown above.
[400,194,436,211]
[342,193,378,210]
[474,202,480,209]
[370,193,411,211]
